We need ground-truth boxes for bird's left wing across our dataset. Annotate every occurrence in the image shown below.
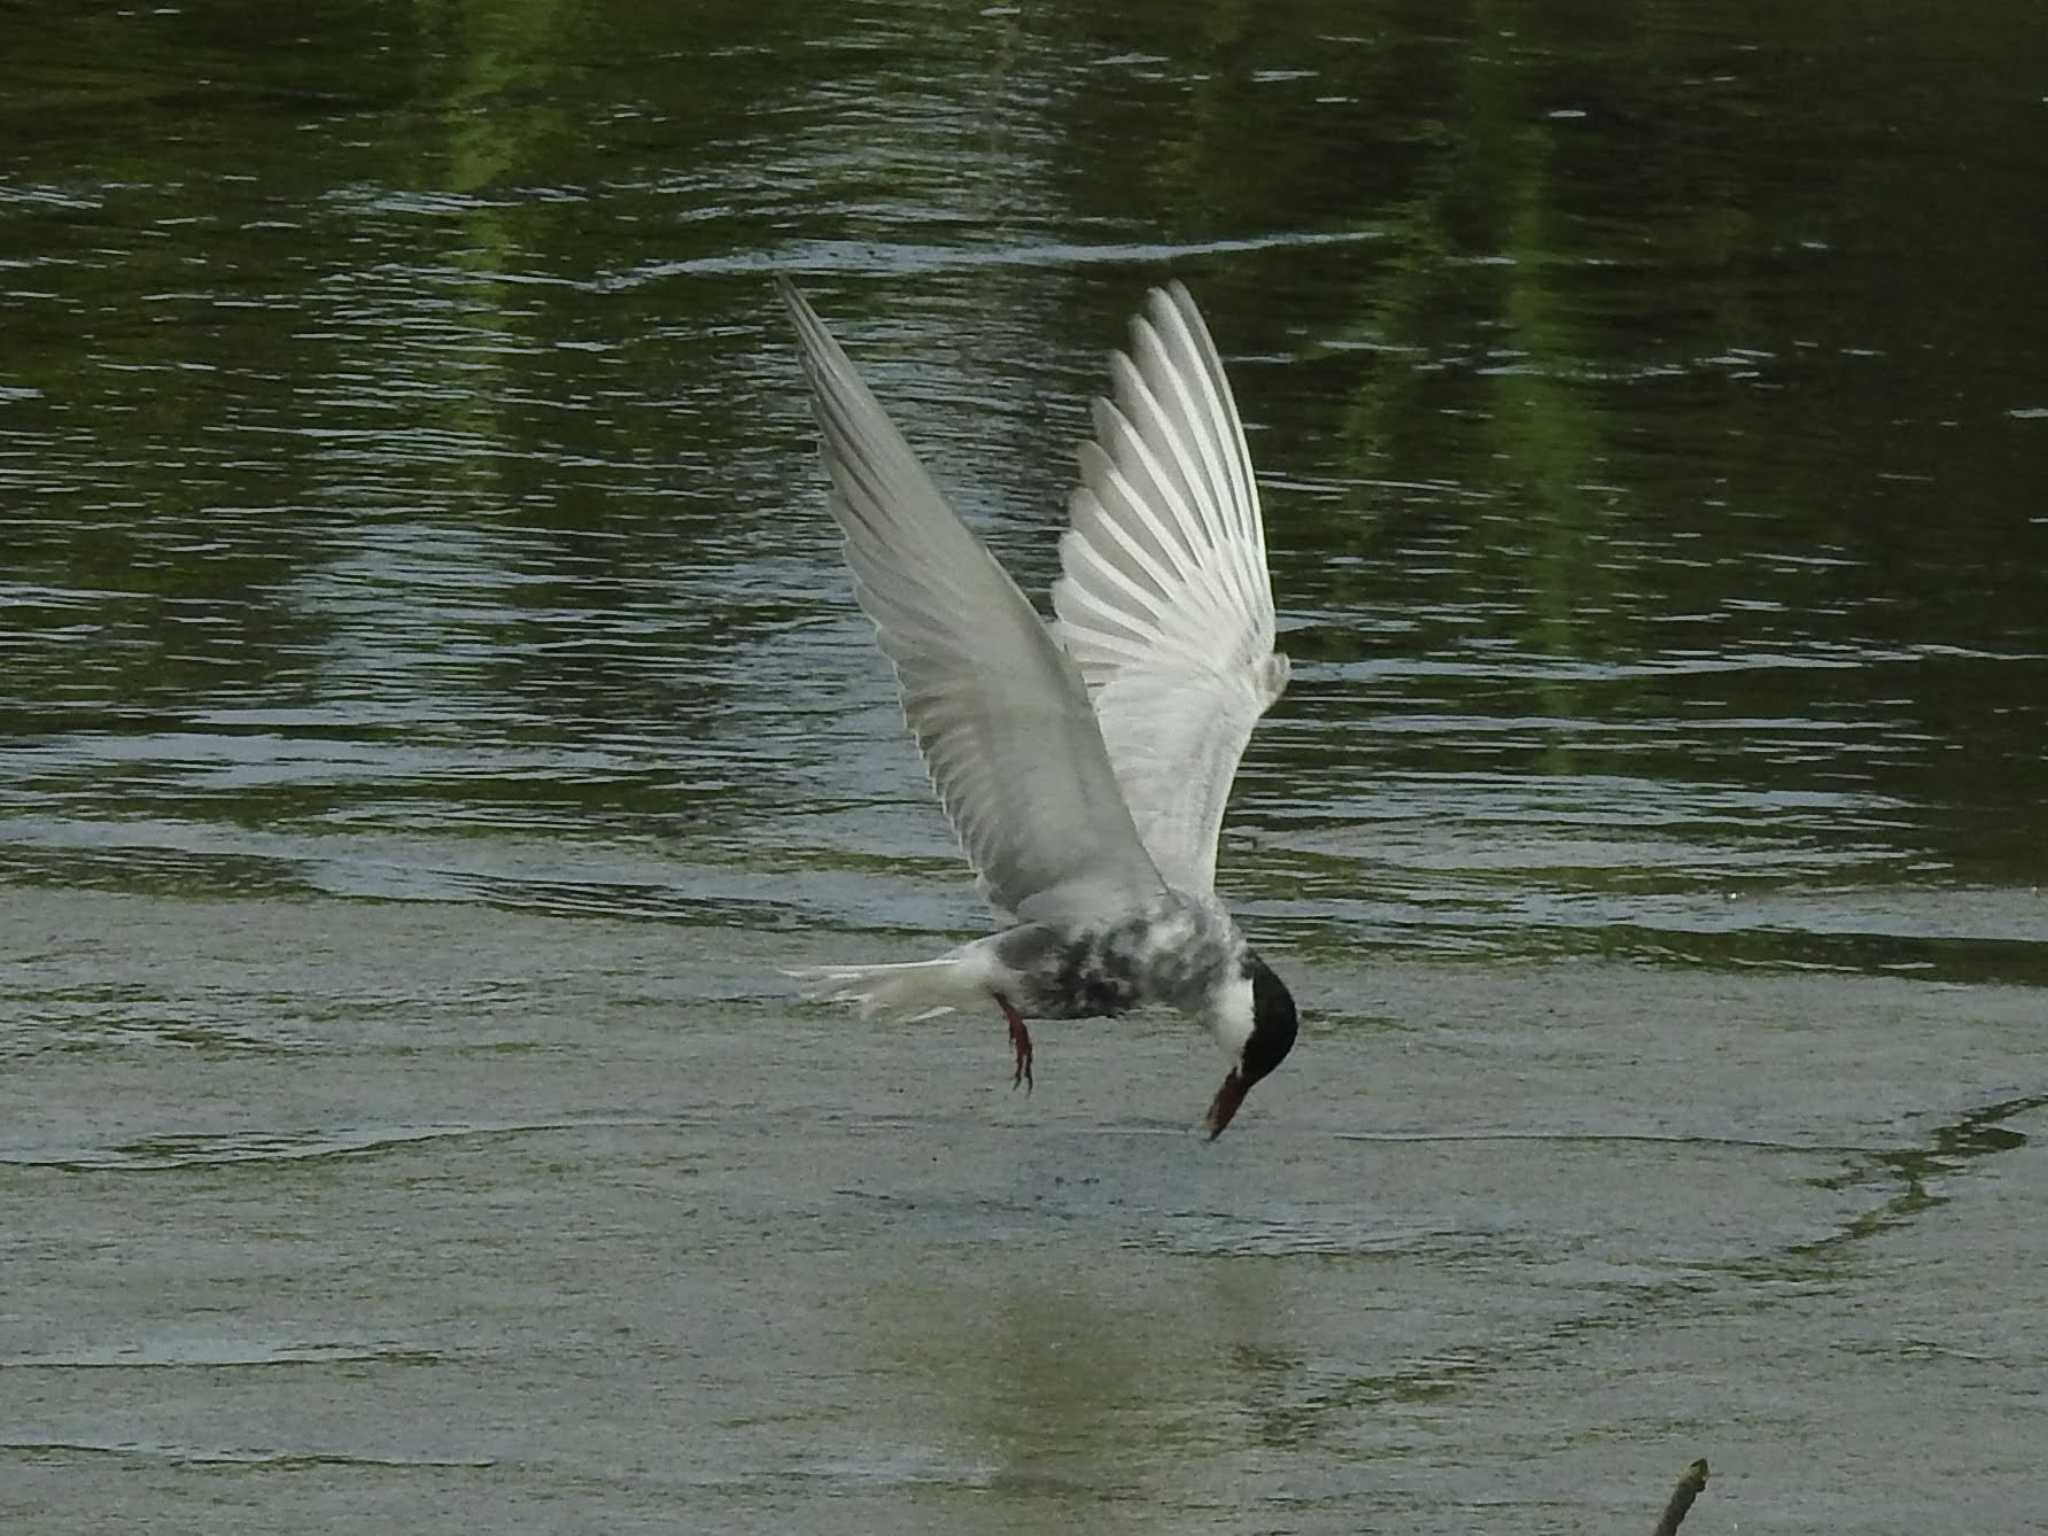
[1051,283,1289,898]
[781,280,1165,925]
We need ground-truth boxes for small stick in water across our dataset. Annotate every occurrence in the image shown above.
[1651,1458,1709,1536]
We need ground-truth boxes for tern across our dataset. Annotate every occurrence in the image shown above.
[781,279,1297,1137]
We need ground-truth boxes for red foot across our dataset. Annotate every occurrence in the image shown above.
[996,993,1033,1092]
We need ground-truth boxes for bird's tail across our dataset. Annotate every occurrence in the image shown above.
[784,957,985,1022]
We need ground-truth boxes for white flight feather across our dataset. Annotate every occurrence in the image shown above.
[1052,282,1288,898]
[780,279,1166,927]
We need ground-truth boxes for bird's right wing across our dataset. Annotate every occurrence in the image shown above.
[781,280,1165,925]
[1051,283,1289,898]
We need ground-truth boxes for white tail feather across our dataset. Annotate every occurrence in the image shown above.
[784,957,986,1021]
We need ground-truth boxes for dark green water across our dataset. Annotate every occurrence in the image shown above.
[4,3,2045,1532]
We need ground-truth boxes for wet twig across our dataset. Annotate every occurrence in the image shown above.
[1650,1458,1709,1536]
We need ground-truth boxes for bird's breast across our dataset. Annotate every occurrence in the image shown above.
[997,895,1240,1020]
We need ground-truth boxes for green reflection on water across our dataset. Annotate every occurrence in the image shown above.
[2,0,2043,968]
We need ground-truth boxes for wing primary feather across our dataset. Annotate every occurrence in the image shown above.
[779,277,1166,923]
[1149,287,1263,594]
[1059,534,1167,634]
[1074,453,1199,597]
[1108,350,1222,555]
[1163,285,1258,517]
[1128,321,1236,556]
[1092,391,1211,567]
[1050,283,1286,896]
[1056,581,1168,660]
[1066,484,1181,606]
[1171,284,1262,537]
[1064,462,1196,602]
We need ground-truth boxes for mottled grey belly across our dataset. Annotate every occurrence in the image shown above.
[992,898,1236,1020]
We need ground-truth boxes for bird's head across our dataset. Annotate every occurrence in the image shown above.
[1203,951,1299,1139]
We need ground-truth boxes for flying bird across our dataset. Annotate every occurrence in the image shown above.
[781,278,1296,1137]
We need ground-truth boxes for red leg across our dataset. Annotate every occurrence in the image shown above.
[995,992,1033,1092]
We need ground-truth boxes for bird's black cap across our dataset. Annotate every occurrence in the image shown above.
[1240,952,1299,1087]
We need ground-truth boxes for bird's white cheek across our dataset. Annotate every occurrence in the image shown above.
[1205,976,1256,1059]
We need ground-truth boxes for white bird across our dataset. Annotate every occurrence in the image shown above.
[781,279,1296,1137]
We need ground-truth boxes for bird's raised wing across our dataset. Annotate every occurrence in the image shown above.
[1050,282,1289,898]
[782,280,1165,925]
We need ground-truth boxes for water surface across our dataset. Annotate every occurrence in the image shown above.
[4,2,2045,1532]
